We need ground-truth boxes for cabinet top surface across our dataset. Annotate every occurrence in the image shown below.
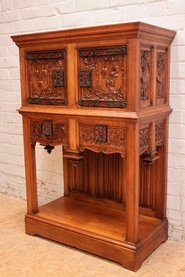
[12,21,176,47]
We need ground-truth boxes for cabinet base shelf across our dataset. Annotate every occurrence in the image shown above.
[25,196,168,271]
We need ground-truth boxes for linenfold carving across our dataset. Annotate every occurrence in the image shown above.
[78,46,127,108]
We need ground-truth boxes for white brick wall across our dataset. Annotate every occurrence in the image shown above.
[0,0,185,242]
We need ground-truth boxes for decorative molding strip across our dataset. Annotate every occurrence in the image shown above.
[27,97,66,105]
[25,50,65,60]
[79,46,127,57]
[78,99,127,108]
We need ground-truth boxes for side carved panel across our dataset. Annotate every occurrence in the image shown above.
[26,50,67,105]
[156,51,166,100]
[140,49,151,102]
[78,46,127,108]
[79,123,126,157]
[139,126,150,155]
[155,121,164,147]
[30,120,69,148]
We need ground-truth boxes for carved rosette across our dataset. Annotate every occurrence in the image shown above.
[79,123,126,157]
[26,50,67,105]
[30,120,69,148]
[155,122,164,147]
[156,52,165,99]
[140,50,151,101]
[78,46,127,108]
[139,127,150,155]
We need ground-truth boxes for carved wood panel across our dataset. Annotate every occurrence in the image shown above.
[139,126,150,155]
[79,123,126,157]
[140,47,152,106]
[156,50,166,101]
[30,119,69,147]
[139,119,165,155]
[77,46,127,108]
[26,50,67,105]
[155,121,164,147]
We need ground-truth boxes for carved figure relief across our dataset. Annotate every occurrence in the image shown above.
[78,46,127,108]
[140,50,151,101]
[79,123,126,156]
[30,120,68,147]
[156,52,165,99]
[26,50,66,105]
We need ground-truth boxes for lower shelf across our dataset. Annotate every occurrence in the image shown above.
[25,196,168,271]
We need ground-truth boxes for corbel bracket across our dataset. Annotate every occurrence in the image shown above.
[63,150,84,166]
[142,150,160,168]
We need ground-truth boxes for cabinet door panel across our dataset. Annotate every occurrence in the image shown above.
[77,46,127,108]
[25,50,67,105]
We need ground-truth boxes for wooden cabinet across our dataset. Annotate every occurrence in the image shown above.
[12,22,176,271]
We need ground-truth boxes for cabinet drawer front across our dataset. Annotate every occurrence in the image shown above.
[78,123,126,157]
[30,119,69,147]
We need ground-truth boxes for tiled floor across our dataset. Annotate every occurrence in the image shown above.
[1,193,185,277]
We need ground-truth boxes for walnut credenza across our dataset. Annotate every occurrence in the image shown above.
[12,22,176,271]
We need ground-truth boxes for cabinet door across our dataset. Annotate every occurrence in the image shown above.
[25,49,67,105]
[77,46,127,108]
